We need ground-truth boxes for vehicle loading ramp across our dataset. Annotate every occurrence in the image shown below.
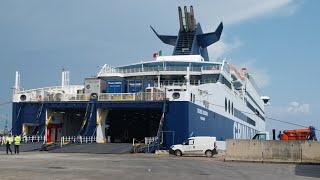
[49,143,132,154]
[0,142,44,152]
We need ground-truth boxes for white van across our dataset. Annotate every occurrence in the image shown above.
[252,131,270,140]
[170,136,217,157]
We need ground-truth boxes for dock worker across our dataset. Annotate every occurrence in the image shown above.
[14,135,21,154]
[5,134,13,154]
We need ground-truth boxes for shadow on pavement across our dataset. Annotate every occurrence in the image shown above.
[295,164,320,178]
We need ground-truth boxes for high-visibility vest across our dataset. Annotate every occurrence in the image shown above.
[6,137,13,145]
[14,136,21,145]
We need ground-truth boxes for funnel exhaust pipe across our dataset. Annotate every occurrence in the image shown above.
[178,7,184,32]
[184,6,189,31]
[190,6,195,31]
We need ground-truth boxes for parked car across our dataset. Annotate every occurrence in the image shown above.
[170,136,217,157]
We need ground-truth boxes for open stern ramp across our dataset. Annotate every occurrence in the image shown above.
[11,101,165,145]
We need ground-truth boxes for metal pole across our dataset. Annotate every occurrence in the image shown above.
[132,138,135,153]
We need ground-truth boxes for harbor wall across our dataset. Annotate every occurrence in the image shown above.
[226,140,320,163]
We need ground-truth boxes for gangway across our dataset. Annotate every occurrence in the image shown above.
[132,101,167,153]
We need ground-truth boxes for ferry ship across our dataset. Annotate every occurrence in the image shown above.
[11,6,269,149]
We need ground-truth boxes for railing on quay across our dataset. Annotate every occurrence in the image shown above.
[132,136,161,153]
[23,135,45,143]
[60,136,96,147]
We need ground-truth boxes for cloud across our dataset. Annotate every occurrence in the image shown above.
[287,102,311,114]
[208,37,242,61]
[203,1,299,87]
[224,0,297,25]
[199,0,298,29]
[265,102,317,134]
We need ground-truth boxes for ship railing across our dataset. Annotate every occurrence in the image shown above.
[98,92,165,101]
[17,93,90,102]
[23,135,45,143]
[15,92,166,102]
[156,79,218,87]
[99,64,221,75]
[98,93,136,101]
[15,85,83,94]
[59,94,90,101]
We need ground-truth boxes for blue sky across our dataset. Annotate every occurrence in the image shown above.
[0,0,319,136]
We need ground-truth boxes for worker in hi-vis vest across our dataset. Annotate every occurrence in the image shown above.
[5,134,13,154]
[14,135,21,154]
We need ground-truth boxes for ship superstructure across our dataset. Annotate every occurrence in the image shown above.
[11,6,268,149]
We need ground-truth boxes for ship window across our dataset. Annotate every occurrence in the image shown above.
[201,74,220,83]
[190,93,193,102]
[225,98,227,112]
[193,94,195,103]
[232,103,234,115]
[189,139,194,145]
[222,76,232,89]
[228,100,231,114]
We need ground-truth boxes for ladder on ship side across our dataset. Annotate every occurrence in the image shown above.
[26,103,44,136]
[76,102,93,137]
[9,105,23,135]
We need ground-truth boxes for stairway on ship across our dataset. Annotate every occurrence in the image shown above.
[174,32,195,55]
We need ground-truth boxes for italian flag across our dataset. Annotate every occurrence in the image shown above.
[153,50,162,58]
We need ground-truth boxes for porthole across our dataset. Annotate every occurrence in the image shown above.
[172,92,180,99]
[20,95,26,101]
[90,93,98,100]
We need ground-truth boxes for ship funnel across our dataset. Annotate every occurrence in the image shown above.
[151,5,223,61]
[178,7,184,32]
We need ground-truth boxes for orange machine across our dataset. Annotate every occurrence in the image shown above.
[280,126,317,140]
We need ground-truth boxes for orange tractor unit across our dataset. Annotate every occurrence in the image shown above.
[280,126,317,141]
